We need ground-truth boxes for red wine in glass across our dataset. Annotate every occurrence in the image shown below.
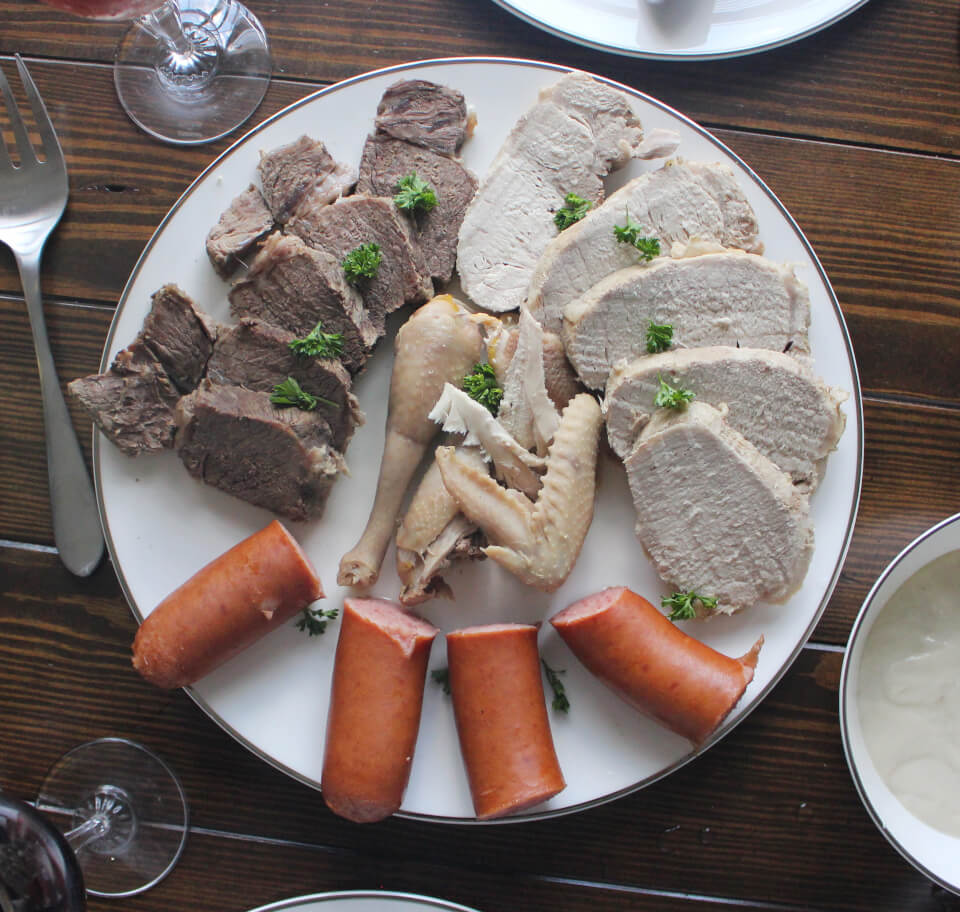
[34,0,272,144]
[1,739,187,907]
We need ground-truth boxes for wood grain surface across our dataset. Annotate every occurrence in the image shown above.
[0,2,958,910]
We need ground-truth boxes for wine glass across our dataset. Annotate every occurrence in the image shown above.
[1,738,188,906]
[35,0,272,145]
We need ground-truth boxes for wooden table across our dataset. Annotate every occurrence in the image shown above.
[1,1,959,909]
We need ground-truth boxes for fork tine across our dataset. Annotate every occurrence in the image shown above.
[15,55,62,166]
[0,59,37,167]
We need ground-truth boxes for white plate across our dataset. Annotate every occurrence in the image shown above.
[246,892,480,912]
[490,0,871,60]
[95,58,863,823]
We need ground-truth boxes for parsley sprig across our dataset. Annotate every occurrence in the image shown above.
[394,172,438,214]
[462,362,503,416]
[554,192,592,231]
[289,321,344,359]
[431,667,451,695]
[654,374,695,410]
[342,242,382,284]
[646,321,674,354]
[295,606,340,636]
[270,376,337,411]
[541,659,570,714]
[661,591,719,621]
[613,216,661,262]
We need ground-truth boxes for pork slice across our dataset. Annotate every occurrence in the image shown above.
[175,381,346,522]
[374,79,470,156]
[288,194,433,334]
[207,317,364,451]
[68,339,180,457]
[229,232,378,373]
[140,284,218,394]
[257,135,356,224]
[357,135,478,283]
[205,184,274,278]
[526,159,763,333]
[562,250,811,390]
[457,72,644,314]
[625,401,814,613]
[604,347,847,491]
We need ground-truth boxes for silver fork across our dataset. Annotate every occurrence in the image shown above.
[0,56,103,576]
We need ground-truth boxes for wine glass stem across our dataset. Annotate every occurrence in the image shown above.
[140,0,193,56]
[63,812,110,851]
[138,0,221,89]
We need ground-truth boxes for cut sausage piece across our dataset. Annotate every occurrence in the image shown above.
[551,587,762,745]
[321,598,438,823]
[447,624,565,819]
[132,520,323,690]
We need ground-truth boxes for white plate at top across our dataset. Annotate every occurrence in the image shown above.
[95,58,863,823]
[246,892,480,912]
[490,0,871,60]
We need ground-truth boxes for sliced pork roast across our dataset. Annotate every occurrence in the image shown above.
[457,72,644,313]
[257,135,356,224]
[563,249,811,390]
[288,194,433,334]
[229,232,378,373]
[175,382,345,521]
[525,159,762,332]
[625,401,814,614]
[373,79,471,156]
[207,317,364,451]
[357,135,477,283]
[69,284,214,456]
[69,340,181,457]
[205,184,274,278]
[604,347,847,491]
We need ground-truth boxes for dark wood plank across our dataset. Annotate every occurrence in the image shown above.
[1,0,958,154]
[3,545,960,911]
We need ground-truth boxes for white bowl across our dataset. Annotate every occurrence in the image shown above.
[840,512,960,894]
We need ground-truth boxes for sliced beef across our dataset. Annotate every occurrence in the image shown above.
[357,135,477,283]
[207,317,364,450]
[374,80,470,156]
[562,250,811,390]
[175,381,345,521]
[625,401,814,614]
[257,135,356,224]
[140,284,218,394]
[288,194,433,334]
[457,72,644,313]
[525,159,763,333]
[229,232,378,373]
[604,346,847,491]
[205,184,274,278]
[68,340,180,457]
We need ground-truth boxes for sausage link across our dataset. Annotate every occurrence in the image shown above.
[321,598,438,823]
[132,520,323,689]
[447,623,565,820]
[550,587,763,745]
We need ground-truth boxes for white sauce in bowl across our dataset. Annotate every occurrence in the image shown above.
[857,550,960,838]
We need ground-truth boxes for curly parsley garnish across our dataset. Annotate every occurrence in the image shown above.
[393,172,438,214]
[613,216,661,262]
[646,321,674,354]
[661,591,719,621]
[270,376,337,411]
[541,659,570,714]
[342,242,382,284]
[295,606,340,636]
[554,192,592,231]
[462,362,503,415]
[289,321,344,359]
[654,374,695,410]
[431,667,451,695]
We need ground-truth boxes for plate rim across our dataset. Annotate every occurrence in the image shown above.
[487,0,873,61]
[94,55,865,825]
[244,890,482,912]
